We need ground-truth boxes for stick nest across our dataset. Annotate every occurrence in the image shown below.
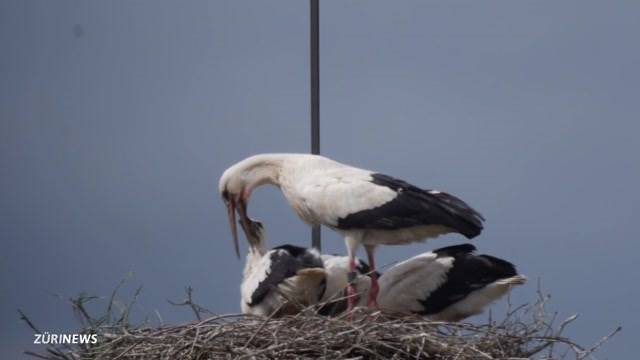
[21,283,620,360]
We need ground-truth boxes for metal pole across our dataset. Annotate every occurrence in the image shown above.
[310,0,321,250]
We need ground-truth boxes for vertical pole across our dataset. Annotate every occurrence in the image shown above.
[310,0,321,250]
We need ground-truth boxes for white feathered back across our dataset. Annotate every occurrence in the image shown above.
[377,252,453,313]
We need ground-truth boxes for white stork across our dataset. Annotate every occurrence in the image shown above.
[321,244,526,321]
[219,153,485,311]
[238,217,326,317]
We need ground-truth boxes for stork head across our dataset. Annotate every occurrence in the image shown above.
[218,154,284,258]
[239,217,264,249]
[218,167,248,259]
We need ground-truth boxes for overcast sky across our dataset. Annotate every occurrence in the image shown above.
[1,1,638,357]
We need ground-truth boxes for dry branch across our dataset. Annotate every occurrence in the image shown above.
[20,283,619,359]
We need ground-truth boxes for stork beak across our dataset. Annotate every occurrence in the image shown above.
[236,196,249,224]
[225,198,240,258]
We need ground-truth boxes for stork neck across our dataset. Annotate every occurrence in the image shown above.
[248,239,267,257]
[241,154,287,191]
[244,240,268,277]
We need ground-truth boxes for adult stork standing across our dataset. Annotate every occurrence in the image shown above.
[238,217,326,317]
[321,244,526,321]
[219,153,485,311]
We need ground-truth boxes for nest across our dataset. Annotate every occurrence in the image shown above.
[21,283,620,360]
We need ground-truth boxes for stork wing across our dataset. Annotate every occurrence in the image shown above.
[378,244,519,316]
[334,173,485,239]
[377,250,455,313]
[244,246,323,307]
[294,168,398,226]
[420,246,518,315]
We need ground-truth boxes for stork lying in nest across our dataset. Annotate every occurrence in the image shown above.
[238,217,525,320]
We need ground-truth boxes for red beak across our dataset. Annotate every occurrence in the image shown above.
[226,198,240,258]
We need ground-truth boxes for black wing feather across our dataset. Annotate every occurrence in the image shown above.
[248,245,323,307]
[337,173,484,238]
[432,244,477,257]
[419,248,518,315]
[355,258,381,278]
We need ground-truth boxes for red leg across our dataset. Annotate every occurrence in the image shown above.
[365,246,379,308]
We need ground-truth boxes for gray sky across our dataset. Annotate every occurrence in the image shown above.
[1,1,638,357]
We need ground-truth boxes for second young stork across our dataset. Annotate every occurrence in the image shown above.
[322,244,527,321]
[219,153,485,311]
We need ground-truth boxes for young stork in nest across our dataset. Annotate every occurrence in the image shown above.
[219,153,485,312]
[238,218,326,317]
[321,244,526,321]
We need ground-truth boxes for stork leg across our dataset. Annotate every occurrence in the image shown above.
[346,256,357,314]
[344,235,360,314]
[364,245,379,309]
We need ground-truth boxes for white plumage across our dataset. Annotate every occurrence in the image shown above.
[219,153,485,310]
[235,218,524,320]
[320,244,526,321]
[238,219,326,317]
